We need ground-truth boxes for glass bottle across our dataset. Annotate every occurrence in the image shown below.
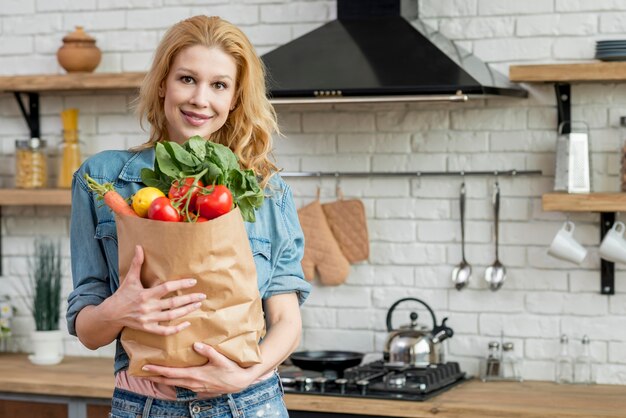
[15,137,48,189]
[618,116,626,192]
[555,334,573,384]
[482,341,501,380]
[501,342,522,381]
[574,335,593,384]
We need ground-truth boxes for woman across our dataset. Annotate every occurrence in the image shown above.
[67,15,311,417]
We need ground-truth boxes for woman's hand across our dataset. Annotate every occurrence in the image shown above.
[110,245,206,335]
[142,342,255,394]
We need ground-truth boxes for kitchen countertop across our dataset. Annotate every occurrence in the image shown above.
[0,354,625,417]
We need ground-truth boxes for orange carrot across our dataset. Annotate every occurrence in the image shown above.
[84,174,139,217]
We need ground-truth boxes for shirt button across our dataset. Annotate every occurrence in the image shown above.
[191,405,201,414]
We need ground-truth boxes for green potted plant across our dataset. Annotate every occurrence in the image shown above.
[24,239,64,365]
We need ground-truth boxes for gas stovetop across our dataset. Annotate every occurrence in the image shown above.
[280,360,468,401]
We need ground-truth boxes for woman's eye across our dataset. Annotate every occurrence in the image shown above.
[213,82,227,90]
[180,76,194,84]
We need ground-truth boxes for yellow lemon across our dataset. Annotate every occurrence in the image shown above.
[132,187,165,218]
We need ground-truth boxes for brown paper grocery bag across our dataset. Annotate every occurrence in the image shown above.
[116,207,265,377]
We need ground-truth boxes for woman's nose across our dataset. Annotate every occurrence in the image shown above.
[189,85,210,107]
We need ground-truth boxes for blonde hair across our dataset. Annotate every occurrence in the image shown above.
[134,15,279,187]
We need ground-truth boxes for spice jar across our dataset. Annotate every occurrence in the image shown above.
[15,138,48,189]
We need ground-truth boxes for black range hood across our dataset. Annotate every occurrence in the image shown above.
[262,0,527,104]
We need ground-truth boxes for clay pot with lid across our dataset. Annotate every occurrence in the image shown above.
[57,26,102,73]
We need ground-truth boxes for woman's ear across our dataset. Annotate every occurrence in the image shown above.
[158,83,165,98]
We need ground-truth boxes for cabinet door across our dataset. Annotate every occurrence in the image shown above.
[88,404,110,418]
[0,399,67,418]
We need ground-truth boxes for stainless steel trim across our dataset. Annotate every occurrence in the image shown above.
[270,94,469,105]
[280,170,542,178]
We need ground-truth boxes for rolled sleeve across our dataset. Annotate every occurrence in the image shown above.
[66,170,113,336]
[264,183,311,305]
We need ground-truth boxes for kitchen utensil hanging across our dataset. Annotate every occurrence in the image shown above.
[554,121,591,193]
[485,179,507,291]
[452,180,472,290]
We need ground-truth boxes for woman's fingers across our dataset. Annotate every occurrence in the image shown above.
[144,300,203,325]
[124,245,144,284]
[157,292,206,311]
[148,278,199,298]
[144,320,192,336]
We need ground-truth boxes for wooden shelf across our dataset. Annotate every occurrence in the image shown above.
[0,72,145,93]
[0,189,71,206]
[509,61,626,83]
[542,192,626,212]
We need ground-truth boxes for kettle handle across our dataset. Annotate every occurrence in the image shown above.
[386,297,438,332]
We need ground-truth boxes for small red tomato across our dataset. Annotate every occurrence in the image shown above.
[148,196,181,222]
[196,185,233,220]
[168,178,204,212]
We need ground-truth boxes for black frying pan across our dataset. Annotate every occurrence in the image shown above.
[289,351,364,375]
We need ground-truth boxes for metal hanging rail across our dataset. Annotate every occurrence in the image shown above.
[281,169,542,178]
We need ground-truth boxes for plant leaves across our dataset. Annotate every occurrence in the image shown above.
[155,143,181,178]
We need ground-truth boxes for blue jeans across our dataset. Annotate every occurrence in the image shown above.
[109,372,289,418]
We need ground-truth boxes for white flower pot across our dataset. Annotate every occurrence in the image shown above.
[29,330,63,366]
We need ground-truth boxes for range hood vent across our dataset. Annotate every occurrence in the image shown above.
[262,0,527,104]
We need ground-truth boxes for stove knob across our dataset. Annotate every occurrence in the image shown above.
[295,376,309,392]
[313,376,328,393]
[335,378,348,394]
[356,379,369,396]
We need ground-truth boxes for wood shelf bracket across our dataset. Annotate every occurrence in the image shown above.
[13,92,40,139]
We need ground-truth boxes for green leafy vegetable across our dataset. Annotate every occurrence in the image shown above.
[141,136,265,222]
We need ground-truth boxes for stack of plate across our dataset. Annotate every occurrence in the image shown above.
[596,40,626,61]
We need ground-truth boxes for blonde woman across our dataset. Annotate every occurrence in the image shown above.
[67,16,310,417]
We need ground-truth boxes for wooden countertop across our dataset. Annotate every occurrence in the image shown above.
[0,354,625,417]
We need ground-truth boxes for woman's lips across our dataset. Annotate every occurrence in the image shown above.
[181,110,210,127]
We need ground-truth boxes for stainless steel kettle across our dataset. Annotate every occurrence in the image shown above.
[383,297,454,366]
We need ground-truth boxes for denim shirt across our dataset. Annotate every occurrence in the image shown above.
[66,148,311,374]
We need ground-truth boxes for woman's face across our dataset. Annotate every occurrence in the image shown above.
[161,45,238,144]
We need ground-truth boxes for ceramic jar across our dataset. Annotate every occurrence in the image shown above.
[56,26,102,73]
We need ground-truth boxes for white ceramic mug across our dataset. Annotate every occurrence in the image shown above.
[548,221,587,264]
[599,221,626,264]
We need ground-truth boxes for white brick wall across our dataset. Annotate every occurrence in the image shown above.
[1,0,626,385]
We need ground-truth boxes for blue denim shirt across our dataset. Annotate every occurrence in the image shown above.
[66,148,311,374]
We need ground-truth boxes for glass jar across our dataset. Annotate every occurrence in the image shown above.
[15,137,48,189]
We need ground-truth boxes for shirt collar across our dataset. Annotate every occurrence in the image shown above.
[118,147,155,183]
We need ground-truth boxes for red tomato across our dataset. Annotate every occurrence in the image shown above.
[196,185,233,220]
[148,196,181,222]
[168,178,204,212]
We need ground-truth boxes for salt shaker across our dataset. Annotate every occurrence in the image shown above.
[481,341,501,381]
[574,335,593,384]
[501,342,523,381]
[555,334,573,384]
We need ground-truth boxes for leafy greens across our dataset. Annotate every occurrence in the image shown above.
[141,136,264,222]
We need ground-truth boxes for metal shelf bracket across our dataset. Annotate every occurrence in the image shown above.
[600,212,616,295]
[13,92,40,139]
[554,83,571,134]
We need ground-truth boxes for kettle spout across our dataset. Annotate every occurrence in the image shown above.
[432,317,454,344]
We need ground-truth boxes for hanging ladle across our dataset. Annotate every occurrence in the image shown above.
[452,182,471,290]
[484,180,506,291]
